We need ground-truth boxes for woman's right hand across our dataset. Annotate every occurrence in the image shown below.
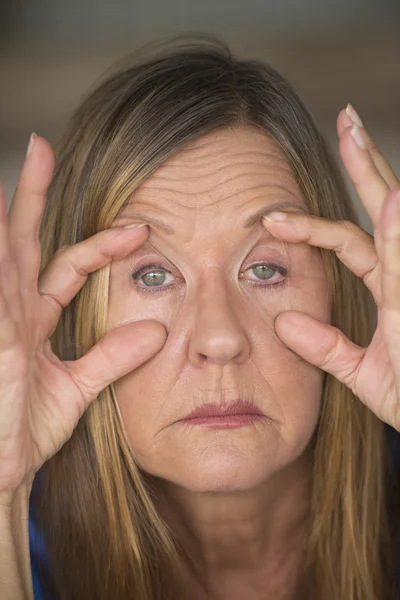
[0,135,167,504]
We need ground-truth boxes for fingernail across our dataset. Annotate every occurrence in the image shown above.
[263,211,288,222]
[26,132,37,158]
[350,124,366,150]
[123,223,147,229]
[346,104,363,127]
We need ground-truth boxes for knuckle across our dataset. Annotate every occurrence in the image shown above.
[92,230,120,263]
[64,364,94,404]
[98,228,124,251]
[338,219,362,236]
[64,254,88,279]
[301,214,314,240]
[337,217,353,229]
[54,243,88,278]
[53,244,70,258]
[366,139,380,157]
[336,219,372,254]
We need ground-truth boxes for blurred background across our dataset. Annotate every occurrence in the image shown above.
[1,0,399,232]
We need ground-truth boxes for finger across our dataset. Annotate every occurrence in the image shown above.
[0,182,14,282]
[7,135,55,292]
[360,129,399,191]
[274,310,364,395]
[337,106,399,190]
[38,225,148,338]
[0,182,24,338]
[0,262,20,352]
[339,125,390,230]
[380,188,400,378]
[262,212,382,306]
[64,319,167,407]
[0,182,8,261]
[336,106,353,137]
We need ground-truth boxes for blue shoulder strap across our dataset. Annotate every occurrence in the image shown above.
[29,469,54,600]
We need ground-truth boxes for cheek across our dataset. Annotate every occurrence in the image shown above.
[112,332,324,492]
[112,368,167,465]
[273,252,331,325]
[251,317,324,441]
[267,348,324,448]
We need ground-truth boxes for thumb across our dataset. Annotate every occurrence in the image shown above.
[274,310,364,390]
[65,320,167,405]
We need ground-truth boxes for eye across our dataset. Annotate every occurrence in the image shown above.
[131,263,175,291]
[242,262,288,288]
[130,261,288,293]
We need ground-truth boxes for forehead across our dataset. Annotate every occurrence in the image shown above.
[116,126,307,237]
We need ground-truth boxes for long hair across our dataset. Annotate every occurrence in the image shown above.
[32,32,399,599]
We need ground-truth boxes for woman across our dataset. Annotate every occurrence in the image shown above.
[1,32,400,600]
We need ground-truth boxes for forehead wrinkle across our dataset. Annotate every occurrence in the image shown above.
[149,151,293,179]
[119,181,306,237]
[117,128,305,232]
[118,198,307,237]
[124,173,303,225]
[135,158,296,202]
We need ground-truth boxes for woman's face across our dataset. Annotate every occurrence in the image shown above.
[108,125,331,493]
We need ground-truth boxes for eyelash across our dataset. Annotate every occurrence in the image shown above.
[130,262,288,294]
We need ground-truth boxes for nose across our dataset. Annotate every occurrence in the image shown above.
[188,272,251,367]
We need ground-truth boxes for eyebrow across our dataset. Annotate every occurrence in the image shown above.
[121,200,309,235]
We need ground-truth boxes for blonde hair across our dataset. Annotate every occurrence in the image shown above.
[33,32,399,599]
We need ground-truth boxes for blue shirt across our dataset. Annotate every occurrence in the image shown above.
[29,423,400,599]
[29,468,54,600]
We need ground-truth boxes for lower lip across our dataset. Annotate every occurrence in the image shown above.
[181,414,264,429]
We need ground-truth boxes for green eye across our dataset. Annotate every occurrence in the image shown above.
[140,270,167,286]
[244,262,287,285]
[131,261,288,293]
[131,264,173,288]
[251,264,275,280]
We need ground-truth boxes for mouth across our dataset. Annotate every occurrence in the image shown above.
[180,399,265,429]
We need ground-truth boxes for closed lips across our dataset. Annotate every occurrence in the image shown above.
[183,399,264,420]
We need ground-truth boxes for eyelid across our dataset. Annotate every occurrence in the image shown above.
[131,263,165,281]
[130,260,173,281]
[129,244,289,275]
[130,260,288,294]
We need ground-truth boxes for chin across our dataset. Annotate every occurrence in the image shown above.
[169,453,274,494]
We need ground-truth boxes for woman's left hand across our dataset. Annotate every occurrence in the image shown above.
[262,104,400,431]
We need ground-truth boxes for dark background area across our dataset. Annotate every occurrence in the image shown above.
[1,0,399,232]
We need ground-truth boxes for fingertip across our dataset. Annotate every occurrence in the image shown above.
[143,319,168,344]
[30,134,55,163]
[337,107,353,138]
[26,133,37,159]
[123,318,168,343]
[338,124,359,159]
[25,133,54,161]
[21,134,55,189]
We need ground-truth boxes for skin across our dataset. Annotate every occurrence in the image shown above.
[107,125,331,598]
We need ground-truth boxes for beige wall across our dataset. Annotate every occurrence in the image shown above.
[1,19,399,236]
